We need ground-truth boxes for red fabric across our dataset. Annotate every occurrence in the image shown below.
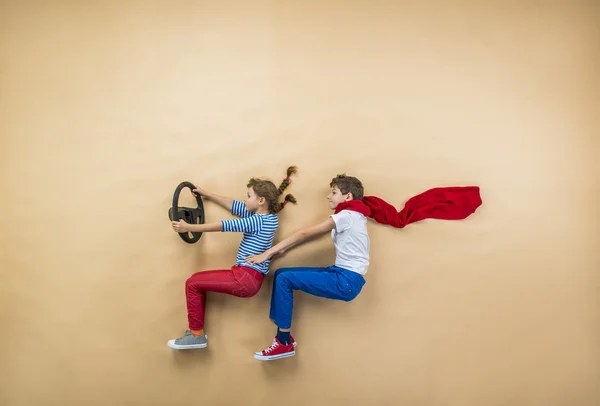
[334,186,482,228]
[185,265,263,329]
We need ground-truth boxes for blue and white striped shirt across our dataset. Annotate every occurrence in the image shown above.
[221,200,279,275]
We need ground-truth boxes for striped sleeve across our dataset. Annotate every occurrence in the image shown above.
[221,216,263,233]
[231,200,254,218]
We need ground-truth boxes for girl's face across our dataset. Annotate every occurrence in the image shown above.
[245,187,265,212]
[327,186,352,210]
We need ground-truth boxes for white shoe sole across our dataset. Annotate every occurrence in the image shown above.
[254,350,295,361]
[167,339,207,350]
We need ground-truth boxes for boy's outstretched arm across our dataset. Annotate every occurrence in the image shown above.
[245,217,336,264]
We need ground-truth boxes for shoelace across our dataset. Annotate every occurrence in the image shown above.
[263,339,279,354]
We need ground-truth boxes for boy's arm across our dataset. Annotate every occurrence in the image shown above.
[245,217,336,263]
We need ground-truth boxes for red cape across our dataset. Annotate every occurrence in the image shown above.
[334,186,482,228]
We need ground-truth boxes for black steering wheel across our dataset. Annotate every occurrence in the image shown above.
[168,181,205,244]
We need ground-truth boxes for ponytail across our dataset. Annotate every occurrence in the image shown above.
[275,166,298,212]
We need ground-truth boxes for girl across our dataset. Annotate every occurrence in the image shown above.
[167,166,297,350]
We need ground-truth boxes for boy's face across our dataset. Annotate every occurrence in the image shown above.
[245,187,265,212]
[327,186,352,210]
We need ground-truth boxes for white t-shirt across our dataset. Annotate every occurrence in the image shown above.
[329,210,370,275]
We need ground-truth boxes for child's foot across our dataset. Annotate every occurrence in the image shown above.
[254,337,295,360]
[167,330,208,350]
[277,335,297,347]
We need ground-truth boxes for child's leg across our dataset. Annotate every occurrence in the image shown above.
[270,266,358,330]
[268,266,307,325]
[186,266,263,329]
[255,266,363,360]
[168,266,262,350]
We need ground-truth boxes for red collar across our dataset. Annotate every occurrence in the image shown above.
[334,200,372,217]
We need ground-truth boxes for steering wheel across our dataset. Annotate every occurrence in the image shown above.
[168,181,205,244]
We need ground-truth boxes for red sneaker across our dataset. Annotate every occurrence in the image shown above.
[254,337,295,360]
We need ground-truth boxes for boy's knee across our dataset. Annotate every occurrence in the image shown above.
[273,267,292,279]
[274,271,293,288]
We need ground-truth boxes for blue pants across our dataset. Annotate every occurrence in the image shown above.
[269,265,366,329]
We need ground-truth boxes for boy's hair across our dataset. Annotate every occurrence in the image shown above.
[248,166,298,214]
[330,173,364,200]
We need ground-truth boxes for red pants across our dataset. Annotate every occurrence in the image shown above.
[185,265,264,330]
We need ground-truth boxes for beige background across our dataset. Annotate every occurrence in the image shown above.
[1,1,598,405]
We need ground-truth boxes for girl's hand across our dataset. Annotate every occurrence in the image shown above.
[191,187,208,198]
[172,220,191,233]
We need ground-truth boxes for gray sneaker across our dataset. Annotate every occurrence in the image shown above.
[167,330,208,350]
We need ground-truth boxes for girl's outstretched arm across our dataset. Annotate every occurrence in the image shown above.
[245,217,336,264]
[193,187,234,212]
[172,212,262,234]
[172,220,223,233]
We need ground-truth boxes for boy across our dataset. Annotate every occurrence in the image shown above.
[245,173,369,360]
[245,174,482,360]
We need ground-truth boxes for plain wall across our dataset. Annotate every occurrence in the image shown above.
[1,1,598,405]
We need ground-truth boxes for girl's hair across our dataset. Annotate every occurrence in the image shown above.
[247,166,298,214]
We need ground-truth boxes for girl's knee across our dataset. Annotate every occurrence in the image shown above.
[185,274,202,291]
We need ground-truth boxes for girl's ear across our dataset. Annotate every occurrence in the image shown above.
[259,196,267,205]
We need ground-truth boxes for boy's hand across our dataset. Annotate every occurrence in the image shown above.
[246,247,287,264]
[245,252,270,264]
[271,248,287,259]
[172,220,191,233]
